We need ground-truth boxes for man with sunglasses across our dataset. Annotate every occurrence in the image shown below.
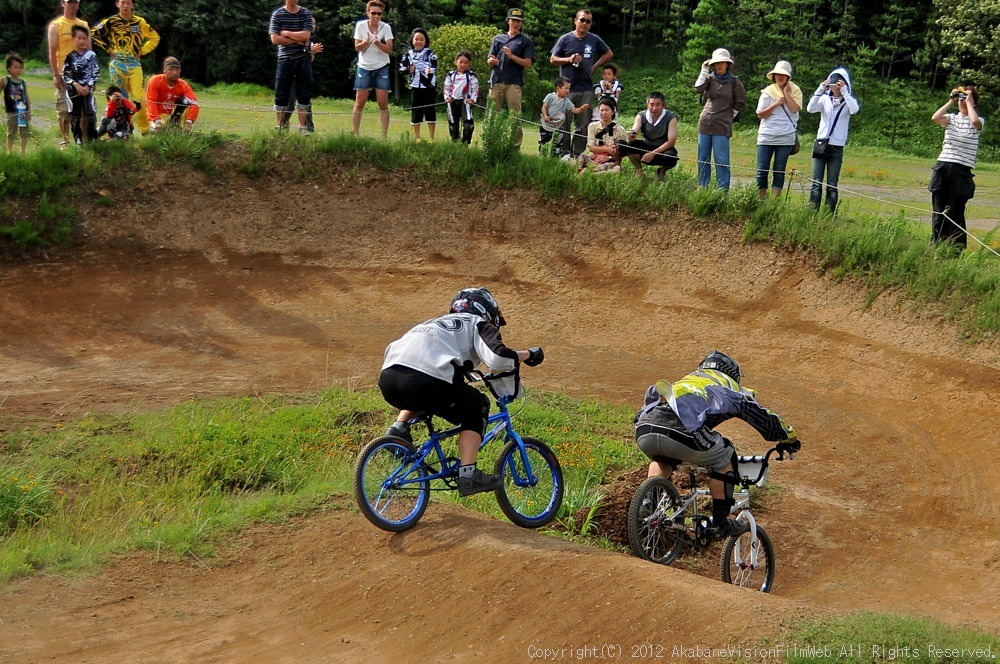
[549,9,613,158]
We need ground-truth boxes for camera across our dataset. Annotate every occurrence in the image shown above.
[823,82,838,90]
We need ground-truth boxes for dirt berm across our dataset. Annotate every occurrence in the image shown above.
[1,153,998,661]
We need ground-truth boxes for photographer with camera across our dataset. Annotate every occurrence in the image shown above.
[929,84,984,252]
[805,67,859,213]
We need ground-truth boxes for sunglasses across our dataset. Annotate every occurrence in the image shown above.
[577,17,592,23]
[369,11,382,15]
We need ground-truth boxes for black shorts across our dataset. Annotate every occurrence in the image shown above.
[617,140,679,170]
[379,365,489,435]
[410,87,437,124]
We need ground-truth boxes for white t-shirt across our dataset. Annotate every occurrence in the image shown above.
[354,20,393,71]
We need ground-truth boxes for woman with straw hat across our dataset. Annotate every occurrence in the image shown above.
[694,48,746,191]
[755,60,802,201]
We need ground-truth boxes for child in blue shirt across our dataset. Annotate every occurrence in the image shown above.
[399,27,437,142]
[4,52,30,155]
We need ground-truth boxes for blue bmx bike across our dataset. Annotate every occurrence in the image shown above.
[353,368,564,532]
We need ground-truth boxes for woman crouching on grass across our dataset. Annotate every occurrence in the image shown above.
[577,97,626,174]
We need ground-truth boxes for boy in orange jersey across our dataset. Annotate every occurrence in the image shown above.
[146,56,199,132]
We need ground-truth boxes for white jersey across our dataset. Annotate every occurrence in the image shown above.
[382,312,518,383]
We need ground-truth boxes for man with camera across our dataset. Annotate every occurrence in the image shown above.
[929,84,984,252]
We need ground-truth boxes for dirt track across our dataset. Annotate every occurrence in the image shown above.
[1,158,999,660]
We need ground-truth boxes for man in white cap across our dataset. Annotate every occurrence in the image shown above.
[486,8,535,149]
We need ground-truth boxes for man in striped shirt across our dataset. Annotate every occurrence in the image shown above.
[268,0,313,133]
[929,84,984,251]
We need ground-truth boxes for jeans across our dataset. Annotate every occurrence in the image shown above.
[274,56,313,111]
[756,143,795,191]
[810,145,845,212]
[697,133,731,190]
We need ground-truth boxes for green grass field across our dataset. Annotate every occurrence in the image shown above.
[15,67,1000,236]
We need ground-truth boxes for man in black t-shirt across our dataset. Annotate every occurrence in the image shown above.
[549,9,613,157]
[486,8,535,149]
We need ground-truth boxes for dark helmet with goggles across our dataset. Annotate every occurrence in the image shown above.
[699,350,741,383]
[449,287,506,327]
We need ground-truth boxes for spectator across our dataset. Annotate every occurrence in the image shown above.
[91,0,159,135]
[539,76,589,157]
[486,8,535,149]
[591,63,622,122]
[577,97,625,174]
[146,57,199,132]
[755,60,801,201]
[351,0,393,139]
[443,50,479,145]
[549,9,613,157]
[96,84,137,139]
[4,52,31,155]
[46,0,89,149]
[62,25,98,143]
[929,84,984,252]
[694,47,745,191]
[806,66,859,213]
[269,0,314,133]
[400,27,437,142]
[280,16,322,132]
[618,91,679,181]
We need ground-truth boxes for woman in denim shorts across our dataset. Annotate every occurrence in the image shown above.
[351,0,393,139]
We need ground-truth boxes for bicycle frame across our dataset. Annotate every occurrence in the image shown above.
[651,454,775,564]
[383,393,539,491]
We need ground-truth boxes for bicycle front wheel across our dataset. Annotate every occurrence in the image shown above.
[720,523,776,592]
[494,437,564,528]
[627,477,684,565]
[353,437,430,532]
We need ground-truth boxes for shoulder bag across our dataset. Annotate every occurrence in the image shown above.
[813,102,847,159]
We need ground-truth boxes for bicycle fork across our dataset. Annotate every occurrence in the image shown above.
[732,509,762,568]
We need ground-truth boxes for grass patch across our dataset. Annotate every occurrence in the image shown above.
[0,384,641,584]
[785,611,1000,662]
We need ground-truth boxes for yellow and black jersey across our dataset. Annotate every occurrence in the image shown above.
[91,14,159,59]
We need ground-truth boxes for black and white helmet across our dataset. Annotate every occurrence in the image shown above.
[699,350,741,383]
[449,287,506,327]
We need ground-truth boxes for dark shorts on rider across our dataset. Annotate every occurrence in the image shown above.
[379,364,489,435]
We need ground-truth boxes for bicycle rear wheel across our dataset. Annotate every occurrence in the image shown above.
[494,437,564,528]
[627,477,684,565]
[720,523,776,592]
[353,436,430,532]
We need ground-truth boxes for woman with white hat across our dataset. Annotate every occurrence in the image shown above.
[694,47,746,191]
[755,60,801,201]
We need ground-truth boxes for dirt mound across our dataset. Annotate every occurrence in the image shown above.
[2,153,1000,658]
